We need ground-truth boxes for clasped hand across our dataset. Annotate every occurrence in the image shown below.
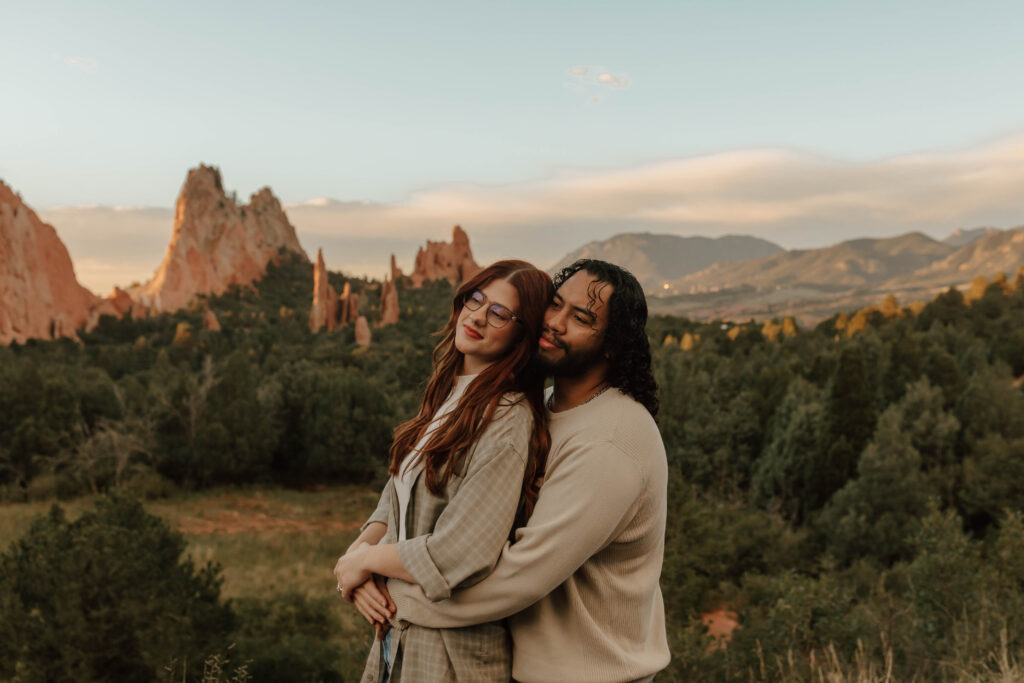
[334,544,396,639]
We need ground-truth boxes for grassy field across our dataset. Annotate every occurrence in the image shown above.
[0,485,383,678]
[1,485,381,597]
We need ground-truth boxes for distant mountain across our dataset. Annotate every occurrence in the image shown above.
[889,227,1024,289]
[942,227,1002,248]
[549,233,784,292]
[672,232,954,294]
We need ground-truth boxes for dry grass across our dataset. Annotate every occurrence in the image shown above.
[1,485,379,598]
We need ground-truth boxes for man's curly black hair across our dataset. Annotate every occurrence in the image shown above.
[553,259,659,417]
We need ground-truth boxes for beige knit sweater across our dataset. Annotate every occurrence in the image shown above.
[390,388,670,683]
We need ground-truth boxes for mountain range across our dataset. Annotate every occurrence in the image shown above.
[550,233,785,292]
[4,164,1024,342]
[565,227,1024,323]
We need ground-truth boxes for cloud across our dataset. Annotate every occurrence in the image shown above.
[595,72,629,88]
[65,57,97,72]
[45,135,1024,291]
[568,65,630,90]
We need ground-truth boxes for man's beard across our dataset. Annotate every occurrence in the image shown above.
[537,342,606,378]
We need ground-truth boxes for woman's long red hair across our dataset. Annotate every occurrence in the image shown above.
[389,260,553,525]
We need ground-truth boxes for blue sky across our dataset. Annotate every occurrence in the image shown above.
[5,1,1024,291]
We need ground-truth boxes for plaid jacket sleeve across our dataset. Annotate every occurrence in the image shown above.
[396,400,532,601]
[361,478,393,532]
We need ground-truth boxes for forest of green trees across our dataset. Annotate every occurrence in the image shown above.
[2,254,1024,681]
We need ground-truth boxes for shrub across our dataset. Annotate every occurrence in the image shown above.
[0,494,233,681]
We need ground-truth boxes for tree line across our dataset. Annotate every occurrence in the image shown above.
[2,255,1024,680]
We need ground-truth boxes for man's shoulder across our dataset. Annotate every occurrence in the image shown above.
[551,389,664,463]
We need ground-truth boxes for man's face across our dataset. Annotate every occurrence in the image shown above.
[537,270,613,376]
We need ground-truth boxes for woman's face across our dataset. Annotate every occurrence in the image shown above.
[455,278,522,375]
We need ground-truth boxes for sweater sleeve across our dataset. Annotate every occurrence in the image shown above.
[394,402,531,601]
[389,439,644,627]
[361,479,393,532]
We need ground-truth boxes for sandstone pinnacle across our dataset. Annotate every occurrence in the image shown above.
[136,164,309,313]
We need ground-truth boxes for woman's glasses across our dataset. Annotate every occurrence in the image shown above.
[463,290,521,329]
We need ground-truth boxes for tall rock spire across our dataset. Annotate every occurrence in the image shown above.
[138,164,309,312]
[309,248,337,333]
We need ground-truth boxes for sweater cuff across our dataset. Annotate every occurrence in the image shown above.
[397,535,451,601]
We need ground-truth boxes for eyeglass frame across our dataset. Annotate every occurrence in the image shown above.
[462,289,522,329]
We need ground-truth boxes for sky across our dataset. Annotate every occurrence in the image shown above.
[4,0,1024,293]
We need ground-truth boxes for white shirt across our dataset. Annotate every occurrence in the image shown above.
[395,373,477,541]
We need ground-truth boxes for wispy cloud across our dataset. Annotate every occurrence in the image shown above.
[44,136,1024,291]
[64,56,97,72]
[595,72,629,88]
[567,65,630,89]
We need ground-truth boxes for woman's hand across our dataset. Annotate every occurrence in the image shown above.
[352,574,396,635]
[334,544,374,600]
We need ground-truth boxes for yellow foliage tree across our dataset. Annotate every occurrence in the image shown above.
[845,309,870,337]
[680,332,696,351]
[172,322,193,348]
[761,319,782,341]
[965,275,988,303]
[880,293,901,319]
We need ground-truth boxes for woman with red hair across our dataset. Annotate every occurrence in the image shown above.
[334,260,553,682]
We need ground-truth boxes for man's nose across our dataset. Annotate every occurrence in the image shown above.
[545,307,567,333]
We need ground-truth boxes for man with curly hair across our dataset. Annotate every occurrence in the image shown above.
[362,259,669,683]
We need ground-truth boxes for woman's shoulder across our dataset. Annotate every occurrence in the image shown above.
[474,393,533,451]
[493,392,532,423]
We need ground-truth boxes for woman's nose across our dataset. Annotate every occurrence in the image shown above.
[468,306,488,326]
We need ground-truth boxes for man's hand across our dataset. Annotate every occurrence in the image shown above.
[334,544,374,600]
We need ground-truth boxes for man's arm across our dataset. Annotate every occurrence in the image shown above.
[389,441,644,627]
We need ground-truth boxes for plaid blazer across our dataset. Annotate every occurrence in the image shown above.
[359,395,533,683]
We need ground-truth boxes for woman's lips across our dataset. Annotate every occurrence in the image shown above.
[463,325,483,340]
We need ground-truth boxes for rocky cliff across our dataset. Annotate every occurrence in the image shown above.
[409,225,480,288]
[0,181,99,344]
[138,165,308,312]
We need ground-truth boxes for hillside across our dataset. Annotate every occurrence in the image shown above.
[672,232,954,293]
[549,232,784,292]
[942,226,1002,247]
[889,227,1024,289]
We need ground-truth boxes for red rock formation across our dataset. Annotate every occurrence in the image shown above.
[701,608,740,651]
[85,286,144,332]
[309,249,338,333]
[1,181,99,344]
[390,254,403,282]
[138,165,308,313]
[355,316,372,346]
[203,309,221,332]
[338,282,360,326]
[409,225,480,288]
[379,276,399,326]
